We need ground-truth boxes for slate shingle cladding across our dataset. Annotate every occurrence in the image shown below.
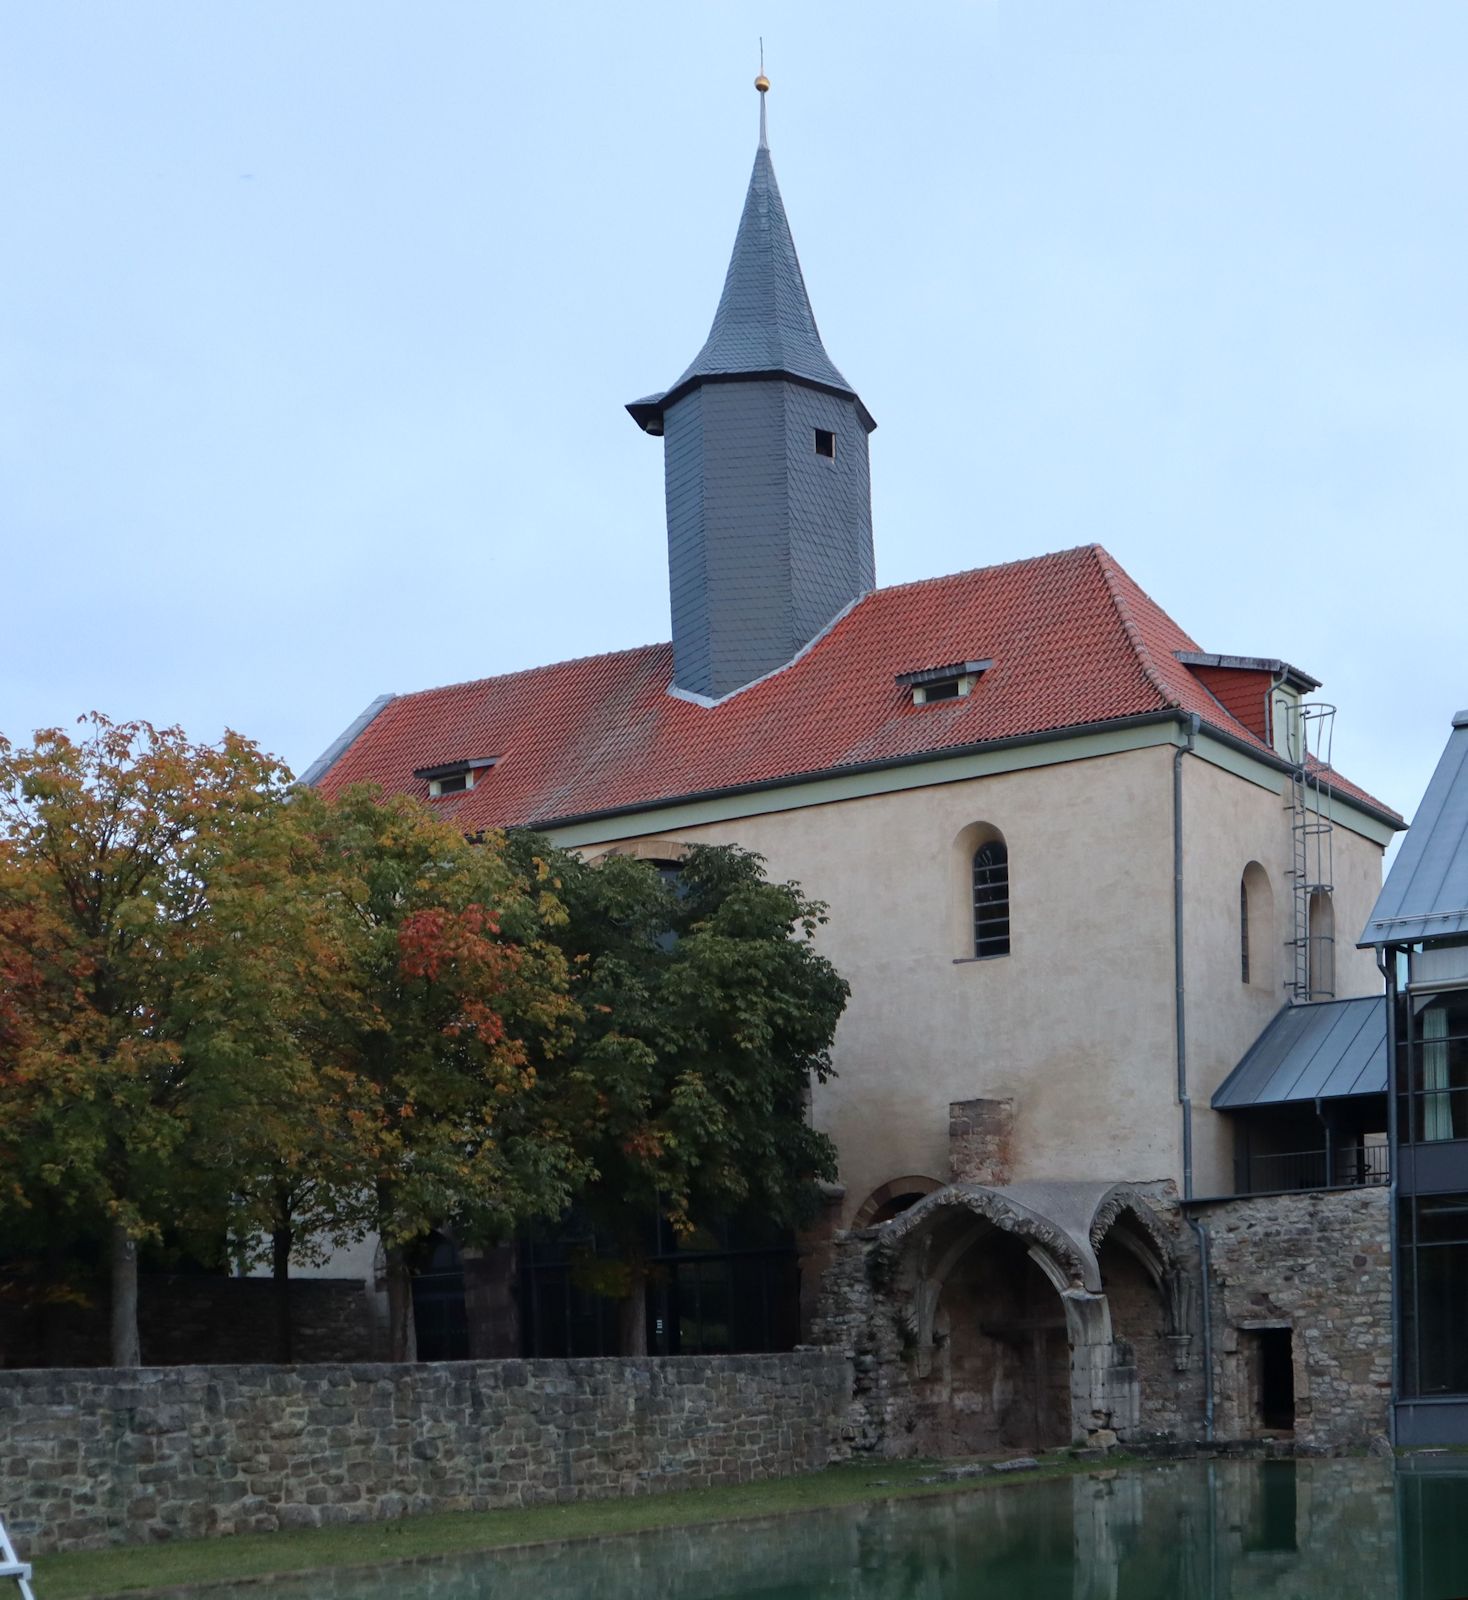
[631,132,876,699]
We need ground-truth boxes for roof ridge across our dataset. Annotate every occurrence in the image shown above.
[1088,546,1184,711]
[393,640,670,704]
[870,543,1102,602]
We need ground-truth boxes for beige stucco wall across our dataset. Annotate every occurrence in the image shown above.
[561,734,1389,1225]
[1180,756,1385,1196]
[568,745,1178,1225]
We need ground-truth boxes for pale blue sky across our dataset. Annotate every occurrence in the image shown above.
[4,4,1465,834]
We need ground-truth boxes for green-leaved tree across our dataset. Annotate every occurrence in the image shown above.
[506,838,848,1353]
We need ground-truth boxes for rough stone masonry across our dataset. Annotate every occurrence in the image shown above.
[0,1352,851,1555]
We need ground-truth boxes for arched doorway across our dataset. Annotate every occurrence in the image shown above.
[1092,1192,1185,1436]
[923,1226,1072,1455]
[893,1195,1082,1457]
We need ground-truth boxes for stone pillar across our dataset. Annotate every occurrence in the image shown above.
[1062,1289,1139,1446]
[948,1098,1015,1185]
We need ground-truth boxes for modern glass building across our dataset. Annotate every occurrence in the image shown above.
[1362,709,1468,1445]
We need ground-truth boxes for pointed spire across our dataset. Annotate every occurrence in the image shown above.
[627,71,873,435]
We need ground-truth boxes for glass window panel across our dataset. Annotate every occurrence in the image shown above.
[1412,1235,1468,1394]
[972,839,1011,958]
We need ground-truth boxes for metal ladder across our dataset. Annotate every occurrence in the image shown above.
[1280,697,1337,1003]
[0,1514,35,1600]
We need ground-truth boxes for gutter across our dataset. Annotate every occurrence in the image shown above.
[1173,709,1218,1441]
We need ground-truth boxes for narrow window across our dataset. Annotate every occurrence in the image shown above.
[1240,862,1274,990]
[1307,891,1335,1000]
[972,839,1010,958]
[814,428,836,459]
[1240,878,1250,984]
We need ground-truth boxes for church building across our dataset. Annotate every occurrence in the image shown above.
[307,79,1404,1450]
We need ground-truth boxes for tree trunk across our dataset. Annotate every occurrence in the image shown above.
[110,1221,141,1368]
[620,1261,649,1356]
[271,1224,294,1364]
[384,1243,413,1362]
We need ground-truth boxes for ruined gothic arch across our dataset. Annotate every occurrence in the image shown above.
[881,1187,1095,1363]
[1089,1186,1178,1287]
[873,1182,1185,1451]
[851,1175,943,1229]
[880,1187,1102,1452]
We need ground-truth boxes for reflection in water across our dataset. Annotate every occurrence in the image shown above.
[179,1459,1468,1600]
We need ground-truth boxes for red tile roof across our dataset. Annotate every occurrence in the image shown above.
[315,545,1400,829]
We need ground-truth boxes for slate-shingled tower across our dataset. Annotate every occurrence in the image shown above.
[628,77,876,701]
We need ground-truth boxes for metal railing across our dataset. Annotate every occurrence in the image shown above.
[1234,1144,1389,1196]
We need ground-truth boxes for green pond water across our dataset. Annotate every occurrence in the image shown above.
[185,1459,1468,1599]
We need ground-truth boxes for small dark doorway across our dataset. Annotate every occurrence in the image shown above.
[1255,1326,1295,1432]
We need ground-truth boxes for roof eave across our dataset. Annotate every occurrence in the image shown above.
[517,705,1402,839]
[520,709,1189,834]
[627,369,875,435]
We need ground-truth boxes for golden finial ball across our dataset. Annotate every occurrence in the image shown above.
[755,74,770,93]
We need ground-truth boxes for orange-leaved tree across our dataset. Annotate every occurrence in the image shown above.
[0,714,305,1366]
[293,785,590,1360]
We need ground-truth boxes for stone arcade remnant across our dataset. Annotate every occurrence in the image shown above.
[815,1182,1201,1456]
[813,1182,1391,1457]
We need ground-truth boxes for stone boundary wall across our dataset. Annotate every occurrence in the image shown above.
[1195,1185,1391,1451]
[0,1353,852,1556]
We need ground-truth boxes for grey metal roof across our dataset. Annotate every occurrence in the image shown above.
[298,693,396,787]
[1211,996,1386,1109]
[1361,710,1468,946]
[628,136,870,432]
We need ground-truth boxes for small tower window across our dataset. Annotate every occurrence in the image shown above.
[814,429,836,459]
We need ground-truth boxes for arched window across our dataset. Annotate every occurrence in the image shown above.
[1240,878,1251,983]
[1308,891,1335,1000]
[1240,862,1274,990]
[972,837,1010,958]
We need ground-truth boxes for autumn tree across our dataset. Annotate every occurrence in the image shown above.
[505,838,848,1354]
[293,787,589,1360]
[0,715,305,1366]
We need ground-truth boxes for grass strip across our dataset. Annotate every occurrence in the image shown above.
[36,1452,1136,1599]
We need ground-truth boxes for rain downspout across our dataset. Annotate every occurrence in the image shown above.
[1174,711,1216,1440]
[1175,712,1200,1195]
[1379,949,1400,1445]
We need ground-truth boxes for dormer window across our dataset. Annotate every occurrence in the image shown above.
[413,757,499,798]
[895,660,992,707]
